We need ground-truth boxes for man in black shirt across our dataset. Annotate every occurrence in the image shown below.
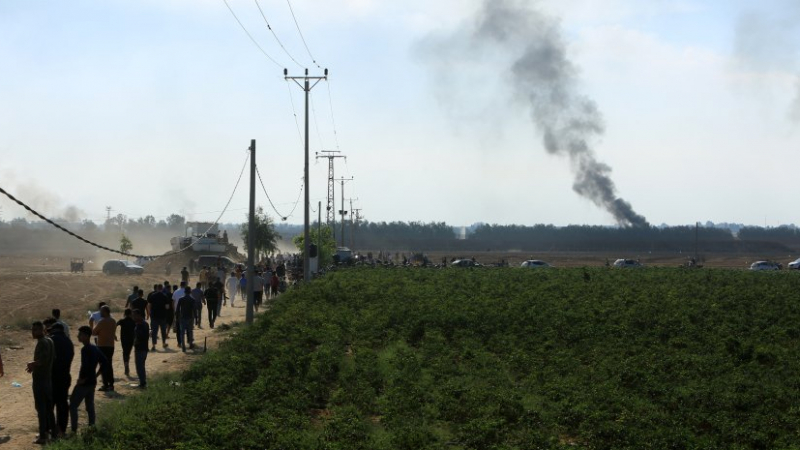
[148,284,170,350]
[70,326,107,433]
[116,309,136,375]
[133,310,150,389]
[46,321,73,438]
[176,287,195,352]
[204,283,220,329]
[130,290,148,320]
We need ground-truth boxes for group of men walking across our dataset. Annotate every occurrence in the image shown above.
[13,262,283,444]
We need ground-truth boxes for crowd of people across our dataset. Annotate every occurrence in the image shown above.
[9,261,287,445]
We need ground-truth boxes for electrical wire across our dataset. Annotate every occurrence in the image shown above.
[255,166,303,221]
[285,0,321,68]
[285,80,304,146]
[254,0,304,69]
[310,92,325,150]
[222,0,283,68]
[325,79,341,151]
[0,151,250,260]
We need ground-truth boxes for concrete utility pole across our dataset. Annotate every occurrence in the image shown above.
[285,68,328,283]
[349,198,355,250]
[352,207,362,251]
[315,150,345,237]
[246,139,256,325]
[334,177,353,248]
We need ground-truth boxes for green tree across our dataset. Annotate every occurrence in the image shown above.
[240,207,281,261]
[120,234,133,254]
[293,224,336,266]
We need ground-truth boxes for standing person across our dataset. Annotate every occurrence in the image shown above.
[125,286,139,309]
[148,284,169,350]
[212,276,225,318]
[191,282,204,328]
[163,284,174,340]
[46,322,73,439]
[92,306,116,392]
[165,261,172,276]
[116,309,135,376]
[252,271,264,312]
[226,272,238,307]
[198,267,208,290]
[51,309,70,337]
[132,310,150,389]
[70,326,107,434]
[180,266,189,284]
[238,272,247,302]
[270,272,279,299]
[27,322,55,445]
[176,287,195,352]
[204,281,220,329]
[216,265,226,286]
[172,282,186,344]
[88,302,106,328]
[130,290,148,320]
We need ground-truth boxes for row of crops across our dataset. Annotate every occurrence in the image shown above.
[53,267,800,449]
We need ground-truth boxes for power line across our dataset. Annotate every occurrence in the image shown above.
[222,0,283,68]
[255,166,303,221]
[325,79,341,151]
[285,0,320,68]
[0,152,250,260]
[285,80,304,146]
[310,92,325,149]
[254,0,304,69]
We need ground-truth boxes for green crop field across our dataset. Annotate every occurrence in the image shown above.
[52,268,800,450]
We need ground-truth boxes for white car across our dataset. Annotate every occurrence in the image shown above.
[749,261,782,271]
[613,259,643,268]
[788,258,800,270]
[520,260,552,268]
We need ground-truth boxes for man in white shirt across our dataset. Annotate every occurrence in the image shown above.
[225,272,239,308]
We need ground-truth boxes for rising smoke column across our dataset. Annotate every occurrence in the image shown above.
[432,0,649,227]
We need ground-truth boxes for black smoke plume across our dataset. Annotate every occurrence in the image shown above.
[424,0,649,227]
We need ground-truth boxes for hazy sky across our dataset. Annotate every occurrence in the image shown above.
[1,0,799,227]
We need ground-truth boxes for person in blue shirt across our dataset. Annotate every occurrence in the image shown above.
[69,326,107,434]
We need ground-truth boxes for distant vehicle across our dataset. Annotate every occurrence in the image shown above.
[520,260,551,268]
[451,259,482,268]
[196,255,238,271]
[613,259,643,268]
[102,260,144,275]
[70,258,85,273]
[749,261,782,271]
[788,258,800,270]
[333,247,353,265]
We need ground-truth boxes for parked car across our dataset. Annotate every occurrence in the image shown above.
[102,260,144,275]
[451,259,482,268]
[613,259,643,268]
[749,261,782,271]
[521,260,552,268]
[788,258,800,270]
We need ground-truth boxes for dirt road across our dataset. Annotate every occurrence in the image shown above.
[0,256,252,449]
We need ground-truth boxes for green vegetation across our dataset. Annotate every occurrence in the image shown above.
[50,268,800,449]
[293,225,337,266]
[119,234,133,254]
[240,207,281,261]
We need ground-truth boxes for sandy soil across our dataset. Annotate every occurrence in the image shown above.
[0,256,254,449]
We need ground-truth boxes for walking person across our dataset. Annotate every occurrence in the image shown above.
[46,322,73,438]
[253,271,264,312]
[125,286,139,309]
[116,309,135,376]
[172,283,186,347]
[270,272,279,299]
[70,326,107,434]
[213,276,225,318]
[191,282,204,329]
[226,272,238,307]
[130,290,148,320]
[148,284,170,350]
[163,284,174,340]
[91,306,116,392]
[204,281,220,329]
[180,266,189,284]
[132,310,150,389]
[238,272,247,302]
[27,321,55,445]
[176,287,195,352]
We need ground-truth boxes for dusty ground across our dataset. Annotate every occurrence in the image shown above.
[0,256,254,450]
